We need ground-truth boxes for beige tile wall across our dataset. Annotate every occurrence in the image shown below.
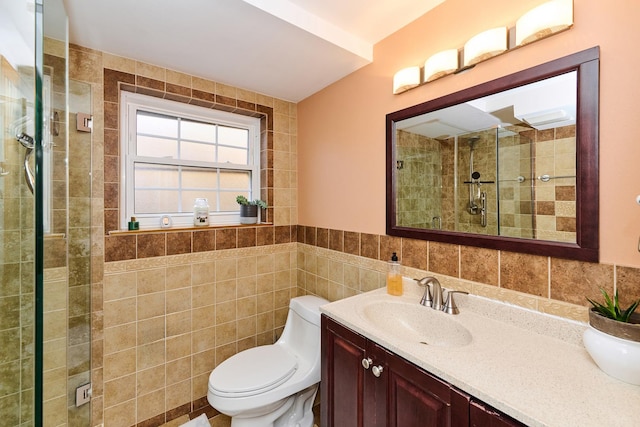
[296,243,588,321]
[101,243,297,426]
[68,43,300,427]
[43,267,68,427]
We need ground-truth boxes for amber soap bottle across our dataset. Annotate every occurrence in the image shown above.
[387,252,402,296]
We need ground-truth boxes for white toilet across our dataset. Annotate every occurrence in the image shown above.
[207,295,328,427]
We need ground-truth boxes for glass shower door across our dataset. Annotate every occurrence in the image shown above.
[1,1,90,426]
[0,0,39,425]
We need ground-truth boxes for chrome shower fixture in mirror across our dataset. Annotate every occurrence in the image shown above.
[386,48,600,262]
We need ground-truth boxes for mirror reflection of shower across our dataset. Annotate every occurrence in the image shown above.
[466,137,481,215]
[463,136,492,227]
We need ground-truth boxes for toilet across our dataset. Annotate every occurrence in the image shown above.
[207,295,328,427]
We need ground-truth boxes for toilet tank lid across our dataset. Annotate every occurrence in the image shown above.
[289,295,328,325]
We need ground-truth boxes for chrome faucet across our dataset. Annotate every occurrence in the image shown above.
[417,277,444,310]
[417,276,468,314]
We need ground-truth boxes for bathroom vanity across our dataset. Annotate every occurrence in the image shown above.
[320,280,640,427]
[322,315,523,426]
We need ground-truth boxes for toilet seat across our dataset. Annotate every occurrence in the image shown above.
[209,345,298,397]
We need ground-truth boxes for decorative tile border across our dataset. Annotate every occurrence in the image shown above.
[104,225,296,262]
[295,225,640,321]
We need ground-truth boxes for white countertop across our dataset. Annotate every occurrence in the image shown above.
[320,278,640,427]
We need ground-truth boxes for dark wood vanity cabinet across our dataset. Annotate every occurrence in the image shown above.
[321,315,470,427]
[469,400,526,427]
[321,315,526,427]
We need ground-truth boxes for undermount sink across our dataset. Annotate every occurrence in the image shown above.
[357,298,472,348]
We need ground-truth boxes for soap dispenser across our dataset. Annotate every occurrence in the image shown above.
[387,252,402,296]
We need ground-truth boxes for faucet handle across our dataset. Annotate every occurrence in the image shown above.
[442,290,469,315]
[416,277,433,307]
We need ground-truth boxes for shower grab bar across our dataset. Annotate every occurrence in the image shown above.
[537,174,576,182]
[463,180,495,184]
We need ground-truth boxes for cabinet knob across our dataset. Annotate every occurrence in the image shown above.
[361,358,372,369]
[372,365,384,377]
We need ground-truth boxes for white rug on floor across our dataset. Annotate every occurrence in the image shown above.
[179,413,211,427]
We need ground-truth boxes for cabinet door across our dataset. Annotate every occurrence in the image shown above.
[470,400,527,427]
[321,315,368,427]
[381,342,469,427]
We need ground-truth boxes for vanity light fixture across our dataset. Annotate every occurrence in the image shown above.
[391,0,574,95]
[516,0,573,47]
[393,66,421,94]
[424,49,459,83]
[463,27,507,67]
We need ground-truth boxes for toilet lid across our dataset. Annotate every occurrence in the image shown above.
[209,345,298,397]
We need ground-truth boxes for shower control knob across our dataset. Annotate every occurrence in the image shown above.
[361,358,372,369]
[372,365,384,377]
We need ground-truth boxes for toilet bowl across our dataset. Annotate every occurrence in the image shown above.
[207,295,328,427]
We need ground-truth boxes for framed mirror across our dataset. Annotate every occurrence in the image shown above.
[386,47,599,262]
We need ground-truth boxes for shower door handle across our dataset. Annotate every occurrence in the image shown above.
[16,132,35,194]
[24,148,35,194]
[480,192,487,227]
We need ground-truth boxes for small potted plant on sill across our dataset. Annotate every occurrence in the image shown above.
[583,288,640,385]
[236,195,267,224]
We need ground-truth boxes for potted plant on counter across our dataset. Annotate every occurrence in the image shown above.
[583,288,640,385]
[236,195,267,224]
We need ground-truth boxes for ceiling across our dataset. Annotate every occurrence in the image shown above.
[61,0,445,102]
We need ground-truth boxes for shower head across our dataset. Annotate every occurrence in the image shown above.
[467,136,480,147]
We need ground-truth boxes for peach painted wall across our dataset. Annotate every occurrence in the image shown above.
[298,0,640,267]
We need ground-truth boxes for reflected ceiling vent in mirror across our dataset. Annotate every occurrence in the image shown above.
[393,66,421,94]
[516,0,573,47]
[424,49,459,83]
[463,27,507,67]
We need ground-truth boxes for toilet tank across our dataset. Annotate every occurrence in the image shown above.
[277,295,328,362]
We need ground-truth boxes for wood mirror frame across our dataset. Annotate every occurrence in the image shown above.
[386,47,599,262]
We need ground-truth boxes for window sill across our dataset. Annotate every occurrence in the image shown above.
[108,222,274,235]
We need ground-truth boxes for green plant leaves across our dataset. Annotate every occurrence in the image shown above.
[587,288,640,323]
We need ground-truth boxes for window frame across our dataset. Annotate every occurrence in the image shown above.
[120,91,261,230]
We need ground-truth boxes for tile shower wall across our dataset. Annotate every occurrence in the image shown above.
[496,128,534,239]
[455,133,499,235]
[43,267,68,426]
[0,53,35,427]
[43,37,94,427]
[528,125,577,242]
[395,130,442,229]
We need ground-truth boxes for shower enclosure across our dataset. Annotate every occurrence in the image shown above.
[396,125,540,238]
[1,1,92,425]
[452,127,534,238]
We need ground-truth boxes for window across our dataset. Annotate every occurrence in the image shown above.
[120,92,261,229]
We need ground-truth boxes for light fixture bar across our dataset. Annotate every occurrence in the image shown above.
[516,0,573,47]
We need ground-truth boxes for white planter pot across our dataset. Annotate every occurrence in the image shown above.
[583,326,640,385]
[240,205,258,224]
[240,216,258,224]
